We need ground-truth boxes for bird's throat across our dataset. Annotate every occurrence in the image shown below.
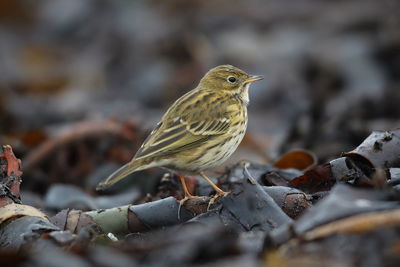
[239,83,250,105]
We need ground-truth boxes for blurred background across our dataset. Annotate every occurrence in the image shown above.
[0,0,399,193]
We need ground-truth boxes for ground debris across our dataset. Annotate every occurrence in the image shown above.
[3,124,400,265]
[1,0,400,264]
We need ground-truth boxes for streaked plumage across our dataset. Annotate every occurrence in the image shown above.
[96,65,262,201]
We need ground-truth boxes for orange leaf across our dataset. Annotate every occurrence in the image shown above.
[273,149,316,171]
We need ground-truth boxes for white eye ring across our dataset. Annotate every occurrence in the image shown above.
[227,76,237,83]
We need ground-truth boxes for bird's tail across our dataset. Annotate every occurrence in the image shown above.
[96,160,143,191]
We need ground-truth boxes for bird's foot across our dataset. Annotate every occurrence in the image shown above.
[207,190,229,211]
[178,195,206,219]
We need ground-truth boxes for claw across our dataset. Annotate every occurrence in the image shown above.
[207,191,229,211]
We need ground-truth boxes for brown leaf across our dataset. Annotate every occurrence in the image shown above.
[273,149,317,171]
[0,145,22,177]
[288,163,335,193]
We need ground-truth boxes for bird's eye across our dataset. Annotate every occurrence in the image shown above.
[227,76,236,83]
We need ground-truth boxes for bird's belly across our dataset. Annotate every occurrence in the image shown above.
[202,135,243,168]
[178,127,247,172]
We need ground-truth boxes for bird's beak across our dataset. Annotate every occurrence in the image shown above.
[245,75,263,83]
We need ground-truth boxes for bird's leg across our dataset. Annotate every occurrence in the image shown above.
[178,173,193,199]
[178,174,204,219]
[199,172,228,195]
[199,172,229,210]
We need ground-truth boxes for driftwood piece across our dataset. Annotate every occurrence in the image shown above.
[302,209,400,241]
[0,145,74,251]
[288,129,400,193]
[292,184,399,234]
[0,216,59,250]
[221,161,302,187]
[263,186,313,219]
[54,165,293,235]
[129,196,208,230]
[51,197,209,235]
[44,184,140,211]
[345,129,400,169]
[190,166,292,232]
[265,184,400,248]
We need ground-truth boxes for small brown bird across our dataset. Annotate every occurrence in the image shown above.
[97,65,263,204]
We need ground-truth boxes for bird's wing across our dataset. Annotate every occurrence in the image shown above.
[134,90,234,160]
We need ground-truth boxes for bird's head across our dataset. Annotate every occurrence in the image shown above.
[198,65,263,104]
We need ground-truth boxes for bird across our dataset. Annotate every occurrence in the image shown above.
[96,65,263,206]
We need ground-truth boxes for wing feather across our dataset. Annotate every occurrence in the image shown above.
[134,89,237,160]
